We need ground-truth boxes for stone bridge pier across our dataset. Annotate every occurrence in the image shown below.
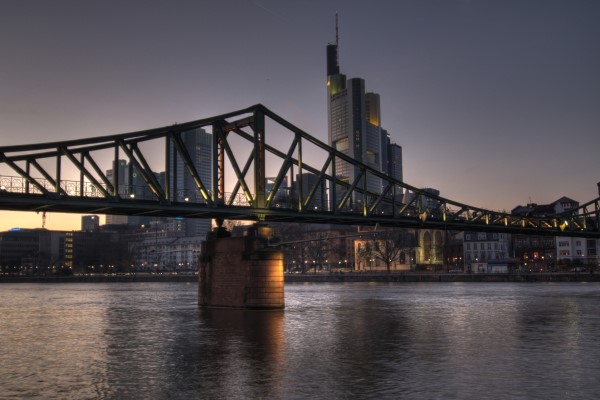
[199,224,284,309]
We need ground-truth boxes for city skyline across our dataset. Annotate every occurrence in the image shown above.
[1,0,599,231]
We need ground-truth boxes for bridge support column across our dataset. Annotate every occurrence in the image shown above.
[198,224,284,309]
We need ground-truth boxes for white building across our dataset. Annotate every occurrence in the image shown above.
[128,222,202,272]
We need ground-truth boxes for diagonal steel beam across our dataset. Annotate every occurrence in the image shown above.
[130,143,166,201]
[169,134,214,206]
[60,147,114,199]
[227,151,255,206]
[265,135,300,208]
[28,159,68,196]
[118,140,165,202]
[303,153,332,210]
[83,152,115,194]
[337,169,364,212]
[0,153,51,196]
[368,181,393,216]
[217,126,254,206]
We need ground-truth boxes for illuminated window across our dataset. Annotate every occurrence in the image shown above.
[334,138,349,152]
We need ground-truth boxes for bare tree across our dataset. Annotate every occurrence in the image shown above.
[304,232,330,273]
[371,229,416,273]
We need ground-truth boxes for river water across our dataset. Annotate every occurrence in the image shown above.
[1,282,599,400]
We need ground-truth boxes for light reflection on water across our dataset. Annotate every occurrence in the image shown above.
[1,282,599,399]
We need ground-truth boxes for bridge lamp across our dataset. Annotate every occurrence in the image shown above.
[129,193,135,199]
[184,197,189,202]
[0,185,5,191]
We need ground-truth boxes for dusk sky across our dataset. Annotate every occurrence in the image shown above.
[1,0,599,231]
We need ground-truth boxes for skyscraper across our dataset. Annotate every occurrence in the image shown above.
[326,16,402,203]
[167,128,212,237]
[105,159,129,225]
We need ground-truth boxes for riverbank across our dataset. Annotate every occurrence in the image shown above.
[284,272,600,283]
[0,274,198,283]
[1,272,599,283]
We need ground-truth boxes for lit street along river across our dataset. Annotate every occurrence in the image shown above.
[1,282,599,399]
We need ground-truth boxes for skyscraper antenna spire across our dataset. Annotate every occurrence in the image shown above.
[335,11,339,46]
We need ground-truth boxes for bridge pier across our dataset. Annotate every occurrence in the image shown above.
[198,224,284,309]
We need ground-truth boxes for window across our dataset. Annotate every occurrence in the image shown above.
[334,138,349,152]
[366,150,378,164]
[466,243,471,250]
[487,243,491,250]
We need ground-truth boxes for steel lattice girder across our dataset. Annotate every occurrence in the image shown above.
[1,104,599,238]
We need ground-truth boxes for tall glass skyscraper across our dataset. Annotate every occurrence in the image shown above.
[167,128,212,237]
[326,18,403,204]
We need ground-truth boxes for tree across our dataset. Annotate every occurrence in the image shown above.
[303,233,330,273]
[371,229,416,273]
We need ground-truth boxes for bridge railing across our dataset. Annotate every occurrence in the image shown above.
[1,104,599,237]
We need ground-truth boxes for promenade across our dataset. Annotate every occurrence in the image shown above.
[1,272,599,283]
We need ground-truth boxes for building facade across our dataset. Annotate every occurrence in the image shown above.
[81,215,100,232]
[0,228,67,274]
[167,128,212,237]
[463,231,511,273]
[511,197,599,270]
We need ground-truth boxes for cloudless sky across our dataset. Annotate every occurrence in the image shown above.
[1,0,599,231]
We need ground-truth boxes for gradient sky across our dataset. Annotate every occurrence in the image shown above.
[1,0,599,231]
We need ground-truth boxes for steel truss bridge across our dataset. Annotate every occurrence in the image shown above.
[1,104,599,238]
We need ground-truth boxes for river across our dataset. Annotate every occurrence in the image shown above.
[1,282,599,399]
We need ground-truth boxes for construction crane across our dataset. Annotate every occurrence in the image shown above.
[37,211,47,228]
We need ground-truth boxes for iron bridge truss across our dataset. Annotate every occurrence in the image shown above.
[1,104,599,238]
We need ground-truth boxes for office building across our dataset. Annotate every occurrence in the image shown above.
[167,128,212,237]
[326,18,403,205]
[81,215,100,231]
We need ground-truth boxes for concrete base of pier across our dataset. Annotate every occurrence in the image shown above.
[198,225,284,309]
